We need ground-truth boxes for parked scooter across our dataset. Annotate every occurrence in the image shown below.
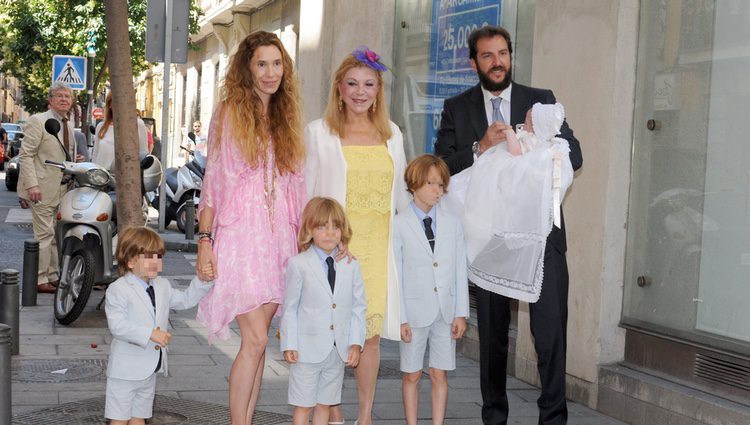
[149,133,204,233]
[43,119,162,324]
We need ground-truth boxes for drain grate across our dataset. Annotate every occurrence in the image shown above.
[12,395,292,424]
[12,358,107,383]
[15,223,33,231]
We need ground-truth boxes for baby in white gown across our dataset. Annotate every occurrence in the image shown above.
[443,102,574,302]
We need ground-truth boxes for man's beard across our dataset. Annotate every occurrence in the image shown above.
[478,65,512,92]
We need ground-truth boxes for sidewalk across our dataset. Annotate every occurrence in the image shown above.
[8,228,626,424]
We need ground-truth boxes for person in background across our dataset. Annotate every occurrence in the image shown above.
[17,82,82,294]
[91,92,148,171]
[183,120,207,159]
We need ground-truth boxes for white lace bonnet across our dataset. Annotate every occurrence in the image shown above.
[530,102,565,140]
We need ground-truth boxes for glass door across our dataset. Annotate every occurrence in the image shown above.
[623,0,750,355]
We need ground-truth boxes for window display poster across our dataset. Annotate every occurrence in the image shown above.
[422,0,501,152]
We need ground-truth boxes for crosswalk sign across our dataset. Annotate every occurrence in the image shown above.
[52,55,87,90]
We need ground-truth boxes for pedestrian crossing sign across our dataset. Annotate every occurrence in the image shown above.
[52,55,87,90]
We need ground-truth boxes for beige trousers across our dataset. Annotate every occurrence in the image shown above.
[29,197,60,285]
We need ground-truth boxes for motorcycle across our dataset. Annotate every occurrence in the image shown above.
[149,133,204,233]
[43,119,162,324]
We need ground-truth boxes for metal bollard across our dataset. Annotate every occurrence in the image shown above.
[0,325,10,424]
[0,270,19,356]
[22,240,39,307]
[185,198,195,240]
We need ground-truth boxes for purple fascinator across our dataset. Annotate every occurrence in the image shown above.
[353,46,389,72]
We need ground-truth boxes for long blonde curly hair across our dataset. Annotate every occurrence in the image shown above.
[323,55,392,143]
[216,31,303,174]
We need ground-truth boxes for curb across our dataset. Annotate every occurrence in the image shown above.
[164,239,198,253]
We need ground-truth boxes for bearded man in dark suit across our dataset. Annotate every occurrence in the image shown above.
[435,26,583,425]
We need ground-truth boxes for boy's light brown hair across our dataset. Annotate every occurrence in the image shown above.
[298,197,353,251]
[404,154,451,194]
[115,226,166,275]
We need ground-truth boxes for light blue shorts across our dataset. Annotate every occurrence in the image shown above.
[399,317,456,373]
[288,347,345,407]
[105,374,156,421]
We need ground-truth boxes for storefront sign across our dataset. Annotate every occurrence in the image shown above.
[422,0,502,152]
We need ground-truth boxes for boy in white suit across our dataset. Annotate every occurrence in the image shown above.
[105,226,214,425]
[394,154,470,425]
[281,197,367,425]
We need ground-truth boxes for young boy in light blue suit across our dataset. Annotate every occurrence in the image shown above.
[393,154,470,425]
[281,197,367,425]
[104,226,214,425]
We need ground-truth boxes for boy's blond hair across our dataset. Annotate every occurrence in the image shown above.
[404,154,451,194]
[298,197,352,251]
[115,226,165,275]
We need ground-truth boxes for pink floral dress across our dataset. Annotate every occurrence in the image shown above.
[196,112,306,342]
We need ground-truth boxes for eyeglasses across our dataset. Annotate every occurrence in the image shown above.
[51,93,72,99]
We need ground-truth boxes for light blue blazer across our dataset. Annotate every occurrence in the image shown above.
[280,247,367,363]
[105,273,213,380]
[393,203,470,328]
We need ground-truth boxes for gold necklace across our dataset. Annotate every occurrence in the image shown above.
[263,154,276,233]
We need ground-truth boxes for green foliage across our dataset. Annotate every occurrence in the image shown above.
[0,0,202,114]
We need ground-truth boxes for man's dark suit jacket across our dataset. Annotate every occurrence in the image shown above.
[434,82,583,253]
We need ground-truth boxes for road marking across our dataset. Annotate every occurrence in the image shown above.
[5,208,32,223]
[183,253,197,267]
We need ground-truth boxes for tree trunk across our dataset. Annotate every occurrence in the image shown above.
[103,0,143,233]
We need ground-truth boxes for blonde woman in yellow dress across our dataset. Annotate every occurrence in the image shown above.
[304,47,410,425]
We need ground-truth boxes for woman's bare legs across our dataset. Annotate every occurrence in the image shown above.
[244,304,277,423]
[229,303,278,425]
[354,336,381,425]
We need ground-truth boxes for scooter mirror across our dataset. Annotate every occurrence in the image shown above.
[188,131,196,142]
[141,155,154,170]
[44,119,61,136]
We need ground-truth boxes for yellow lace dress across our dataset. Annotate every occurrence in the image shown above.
[342,145,393,339]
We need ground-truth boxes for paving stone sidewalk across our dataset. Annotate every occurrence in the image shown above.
[9,231,625,424]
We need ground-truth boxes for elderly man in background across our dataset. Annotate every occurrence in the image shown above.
[18,82,83,294]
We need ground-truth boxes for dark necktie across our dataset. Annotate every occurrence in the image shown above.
[325,256,335,293]
[423,217,435,252]
[491,97,504,123]
[146,284,162,372]
[61,116,70,153]
[146,285,156,309]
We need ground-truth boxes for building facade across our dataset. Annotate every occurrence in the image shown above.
[135,1,750,423]
[0,72,27,123]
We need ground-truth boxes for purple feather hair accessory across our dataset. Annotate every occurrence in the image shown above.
[352,46,388,72]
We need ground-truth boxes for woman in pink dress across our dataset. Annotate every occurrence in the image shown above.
[195,31,306,425]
